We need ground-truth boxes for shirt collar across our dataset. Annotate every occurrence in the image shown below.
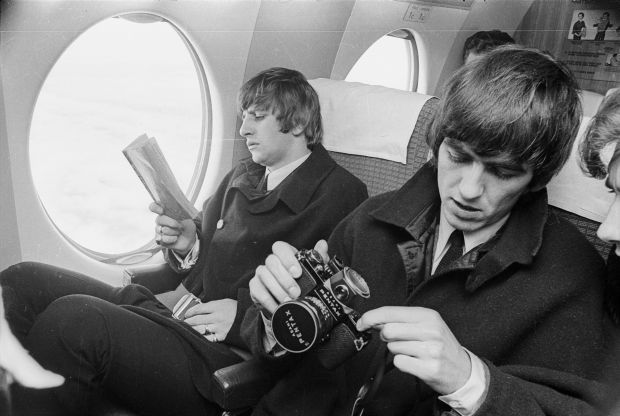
[265,152,311,191]
[233,144,338,214]
[435,207,510,257]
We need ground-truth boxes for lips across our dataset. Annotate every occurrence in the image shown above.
[452,198,479,212]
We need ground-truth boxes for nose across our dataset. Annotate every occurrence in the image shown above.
[239,116,253,137]
[458,163,484,200]
[597,199,620,244]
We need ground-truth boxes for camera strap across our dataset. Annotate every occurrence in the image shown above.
[350,341,393,416]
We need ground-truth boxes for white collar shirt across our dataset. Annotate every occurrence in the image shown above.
[431,207,509,275]
[264,152,311,191]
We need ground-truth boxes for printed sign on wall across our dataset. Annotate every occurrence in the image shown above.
[567,9,620,41]
[563,9,620,82]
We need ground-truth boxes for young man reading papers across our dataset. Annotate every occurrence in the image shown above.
[1,67,367,416]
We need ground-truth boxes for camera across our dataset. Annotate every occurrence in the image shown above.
[270,249,371,369]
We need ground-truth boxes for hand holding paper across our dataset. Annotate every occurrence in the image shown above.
[123,134,199,221]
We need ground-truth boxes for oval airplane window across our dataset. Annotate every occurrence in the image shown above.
[29,14,208,261]
[346,30,418,91]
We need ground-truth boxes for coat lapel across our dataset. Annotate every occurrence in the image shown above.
[230,144,337,214]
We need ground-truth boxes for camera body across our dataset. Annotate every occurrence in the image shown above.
[271,249,371,369]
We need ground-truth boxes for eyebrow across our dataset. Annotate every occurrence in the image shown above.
[444,138,528,172]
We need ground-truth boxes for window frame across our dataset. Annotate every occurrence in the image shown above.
[29,13,212,265]
[345,29,419,92]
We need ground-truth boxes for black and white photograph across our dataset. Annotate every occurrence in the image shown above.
[1,1,619,415]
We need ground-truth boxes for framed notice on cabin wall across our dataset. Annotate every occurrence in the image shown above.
[562,9,620,83]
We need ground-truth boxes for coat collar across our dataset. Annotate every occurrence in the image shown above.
[370,162,440,233]
[231,144,336,214]
[370,162,549,291]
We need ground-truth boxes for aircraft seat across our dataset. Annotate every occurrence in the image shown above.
[580,89,604,118]
[327,97,438,196]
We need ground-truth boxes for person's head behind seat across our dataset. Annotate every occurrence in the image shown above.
[580,89,620,179]
[238,67,322,149]
[430,45,582,190]
[463,30,515,64]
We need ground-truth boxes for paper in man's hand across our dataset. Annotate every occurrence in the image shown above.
[123,134,198,221]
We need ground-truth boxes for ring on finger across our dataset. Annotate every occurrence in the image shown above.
[158,225,163,234]
[202,325,212,336]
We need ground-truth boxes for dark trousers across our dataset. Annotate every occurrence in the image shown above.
[1,262,226,416]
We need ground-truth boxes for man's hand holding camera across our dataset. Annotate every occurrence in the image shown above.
[251,240,473,395]
[251,240,372,368]
[250,240,328,313]
[356,306,472,395]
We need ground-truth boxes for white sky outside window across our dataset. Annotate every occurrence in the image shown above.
[29,16,204,256]
[346,33,416,91]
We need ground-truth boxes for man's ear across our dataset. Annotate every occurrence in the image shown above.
[291,124,304,136]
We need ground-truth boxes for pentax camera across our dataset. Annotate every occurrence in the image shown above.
[270,249,371,369]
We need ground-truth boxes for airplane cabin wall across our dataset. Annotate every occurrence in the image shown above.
[233,0,356,163]
[435,0,535,94]
[0,61,21,270]
[0,0,542,283]
[331,0,468,95]
[516,0,620,95]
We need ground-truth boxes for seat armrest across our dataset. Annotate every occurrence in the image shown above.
[123,263,185,294]
[211,357,285,410]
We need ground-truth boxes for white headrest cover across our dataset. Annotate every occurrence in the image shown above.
[309,78,434,164]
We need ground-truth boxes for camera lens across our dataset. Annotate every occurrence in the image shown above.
[271,297,335,353]
[342,268,370,298]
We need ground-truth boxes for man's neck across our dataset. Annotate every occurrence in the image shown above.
[264,151,312,191]
[267,140,312,171]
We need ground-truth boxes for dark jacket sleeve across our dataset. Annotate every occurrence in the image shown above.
[223,286,254,348]
[163,169,235,285]
[605,248,620,326]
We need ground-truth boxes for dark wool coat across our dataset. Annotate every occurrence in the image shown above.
[243,162,613,416]
[129,144,367,401]
[175,144,367,348]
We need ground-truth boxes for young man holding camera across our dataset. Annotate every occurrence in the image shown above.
[1,67,367,415]
[247,47,612,416]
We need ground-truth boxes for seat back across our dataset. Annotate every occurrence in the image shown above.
[329,97,439,197]
[309,78,438,197]
[580,89,605,118]
[551,207,610,258]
